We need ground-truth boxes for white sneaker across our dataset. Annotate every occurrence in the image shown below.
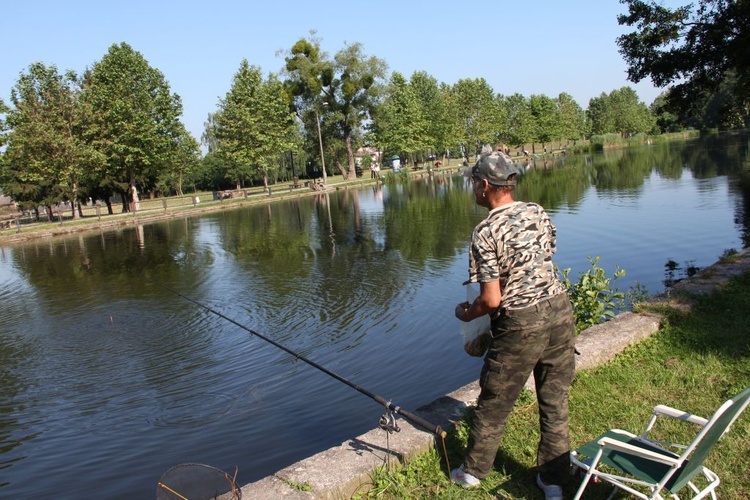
[450,464,481,488]
[536,473,563,500]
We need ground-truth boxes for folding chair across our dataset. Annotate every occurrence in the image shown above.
[570,387,750,499]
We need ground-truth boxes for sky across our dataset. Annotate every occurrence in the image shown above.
[1,0,682,144]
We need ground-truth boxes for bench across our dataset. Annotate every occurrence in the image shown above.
[0,217,17,230]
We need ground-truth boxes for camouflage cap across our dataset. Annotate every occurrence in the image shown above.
[468,148,521,186]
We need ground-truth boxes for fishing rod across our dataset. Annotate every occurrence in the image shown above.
[163,285,447,439]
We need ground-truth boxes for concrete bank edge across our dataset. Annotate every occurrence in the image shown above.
[239,247,750,499]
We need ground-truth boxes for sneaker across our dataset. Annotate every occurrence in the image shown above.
[536,473,563,500]
[450,464,481,488]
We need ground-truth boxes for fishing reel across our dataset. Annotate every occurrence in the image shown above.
[379,403,401,434]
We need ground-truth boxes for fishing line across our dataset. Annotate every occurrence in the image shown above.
[162,285,447,439]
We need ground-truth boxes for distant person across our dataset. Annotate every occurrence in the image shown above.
[451,147,575,500]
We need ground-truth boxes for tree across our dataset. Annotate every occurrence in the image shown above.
[500,93,534,150]
[0,98,9,147]
[529,94,561,152]
[158,124,201,196]
[84,42,183,212]
[587,87,653,137]
[1,63,91,218]
[650,92,682,133]
[617,0,750,129]
[557,92,586,145]
[214,60,297,191]
[587,92,616,135]
[372,72,425,159]
[284,35,387,180]
[452,78,500,157]
[409,71,457,161]
[201,112,220,154]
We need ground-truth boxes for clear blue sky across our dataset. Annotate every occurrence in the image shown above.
[1,0,681,143]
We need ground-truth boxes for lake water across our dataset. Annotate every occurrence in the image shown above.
[1,134,748,498]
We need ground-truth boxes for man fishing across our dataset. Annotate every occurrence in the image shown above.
[451,147,576,500]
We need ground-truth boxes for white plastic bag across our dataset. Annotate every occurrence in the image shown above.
[460,282,491,357]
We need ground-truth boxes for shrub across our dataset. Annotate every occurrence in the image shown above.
[561,256,628,333]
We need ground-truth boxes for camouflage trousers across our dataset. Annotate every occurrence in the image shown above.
[463,292,575,486]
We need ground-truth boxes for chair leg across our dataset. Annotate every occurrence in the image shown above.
[573,471,594,500]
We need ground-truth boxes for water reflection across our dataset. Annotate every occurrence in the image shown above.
[0,134,748,498]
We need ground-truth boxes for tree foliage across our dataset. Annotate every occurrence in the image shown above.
[158,123,201,196]
[214,60,297,190]
[617,0,750,129]
[84,42,184,211]
[372,72,426,158]
[284,35,387,180]
[557,92,586,144]
[588,87,653,136]
[1,63,91,216]
[500,93,534,149]
[409,72,458,160]
[0,98,9,148]
[529,94,561,151]
[451,78,500,156]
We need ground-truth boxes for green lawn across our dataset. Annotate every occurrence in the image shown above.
[359,272,750,499]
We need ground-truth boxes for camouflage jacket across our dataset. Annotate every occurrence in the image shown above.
[468,201,566,316]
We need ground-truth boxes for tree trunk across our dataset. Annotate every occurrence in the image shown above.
[335,160,346,176]
[345,134,357,180]
[71,183,80,219]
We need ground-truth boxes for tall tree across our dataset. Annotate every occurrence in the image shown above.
[1,63,91,218]
[201,112,220,154]
[452,78,500,156]
[0,98,9,148]
[284,35,387,180]
[158,124,201,196]
[587,92,616,135]
[650,92,682,133]
[372,72,425,159]
[501,93,534,151]
[617,0,750,129]
[409,71,455,160]
[214,60,297,191]
[436,83,463,161]
[557,92,586,145]
[588,87,654,137]
[610,86,654,136]
[529,94,561,152]
[84,42,183,212]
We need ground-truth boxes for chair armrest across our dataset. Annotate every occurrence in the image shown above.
[597,436,680,467]
[653,404,708,427]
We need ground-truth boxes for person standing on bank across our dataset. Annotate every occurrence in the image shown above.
[451,147,575,500]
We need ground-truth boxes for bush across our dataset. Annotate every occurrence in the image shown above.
[561,256,628,333]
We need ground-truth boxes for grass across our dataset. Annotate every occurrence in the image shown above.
[357,271,750,499]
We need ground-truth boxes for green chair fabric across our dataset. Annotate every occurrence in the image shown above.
[571,387,750,499]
